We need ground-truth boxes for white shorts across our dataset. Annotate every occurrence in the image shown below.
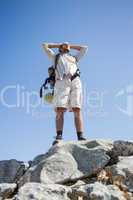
[53,77,83,110]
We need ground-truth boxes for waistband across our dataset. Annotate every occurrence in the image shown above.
[56,70,80,81]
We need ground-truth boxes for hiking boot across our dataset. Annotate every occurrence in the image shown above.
[77,132,86,141]
[52,135,62,146]
[78,136,86,141]
[52,139,61,146]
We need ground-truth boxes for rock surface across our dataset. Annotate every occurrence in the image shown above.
[19,140,112,185]
[0,140,133,200]
[71,182,129,200]
[0,183,17,199]
[0,160,29,184]
[12,183,71,200]
[106,156,133,192]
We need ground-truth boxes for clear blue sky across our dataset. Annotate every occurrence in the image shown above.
[0,0,133,161]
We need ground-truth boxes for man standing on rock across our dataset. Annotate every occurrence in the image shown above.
[43,42,88,145]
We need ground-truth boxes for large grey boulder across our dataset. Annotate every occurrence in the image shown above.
[12,183,71,200]
[19,140,112,185]
[0,160,29,184]
[0,183,17,199]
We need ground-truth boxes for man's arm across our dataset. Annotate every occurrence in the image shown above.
[70,45,88,62]
[70,45,84,51]
[42,43,61,60]
[46,43,61,48]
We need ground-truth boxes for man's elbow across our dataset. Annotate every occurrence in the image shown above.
[42,43,47,47]
[82,45,88,52]
[80,45,88,55]
[42,43,49,51]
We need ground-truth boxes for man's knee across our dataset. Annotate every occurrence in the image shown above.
[72,107,81,113]
[55,107,67,119]
[55,107,67,113]
[72,107,82,118]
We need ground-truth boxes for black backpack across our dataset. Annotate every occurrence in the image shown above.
[39,54,60,98]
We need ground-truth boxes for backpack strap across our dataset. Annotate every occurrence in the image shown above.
[54,53,60,80]
[39,84,44,98]
[55,53,60,69]
[71,68,80,81]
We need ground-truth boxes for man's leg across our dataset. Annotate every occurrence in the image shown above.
[72,107,86,140]
[53,107,67,145]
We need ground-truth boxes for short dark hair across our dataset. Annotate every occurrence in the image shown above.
[59,43,70,53]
